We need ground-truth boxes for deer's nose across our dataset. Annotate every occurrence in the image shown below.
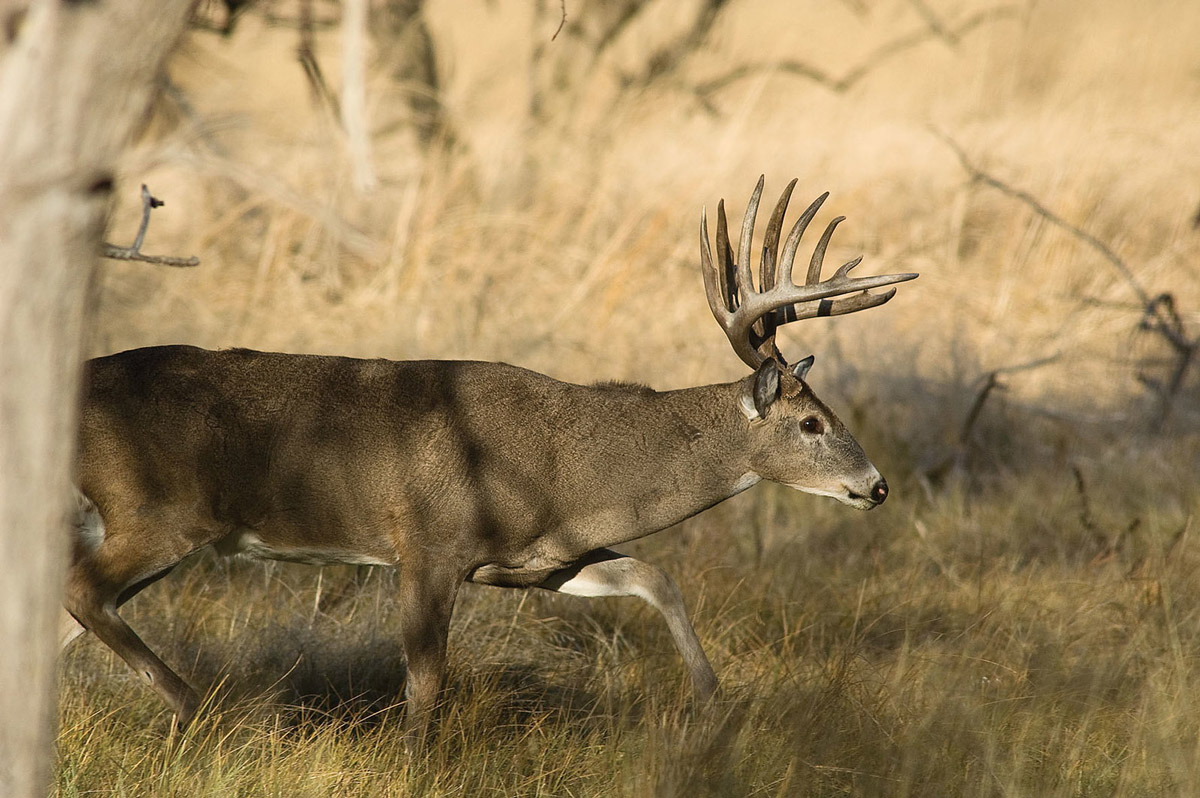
[870,478,889,505]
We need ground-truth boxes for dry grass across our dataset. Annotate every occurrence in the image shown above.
[58,0,1200,794]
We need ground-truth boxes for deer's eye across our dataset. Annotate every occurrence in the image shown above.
[801,416,824,435]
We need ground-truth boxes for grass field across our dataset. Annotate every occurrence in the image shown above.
[58,0,1200,794]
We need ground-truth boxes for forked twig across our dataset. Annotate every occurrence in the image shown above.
[101,185,199,268]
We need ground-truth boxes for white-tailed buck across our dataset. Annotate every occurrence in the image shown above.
[65,178,916,740]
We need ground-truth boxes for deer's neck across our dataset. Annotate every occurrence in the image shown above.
[567,379,759,543]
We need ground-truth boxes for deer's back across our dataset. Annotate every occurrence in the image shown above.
[75,345,666,569]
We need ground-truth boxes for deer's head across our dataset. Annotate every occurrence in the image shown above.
[739,355,886,510]
[702,177,915,510]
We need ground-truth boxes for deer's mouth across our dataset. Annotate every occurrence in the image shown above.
[783,482,869,510]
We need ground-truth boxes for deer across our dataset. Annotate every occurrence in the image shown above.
[63,177,916,743]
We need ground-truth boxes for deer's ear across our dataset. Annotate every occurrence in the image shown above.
[791,354,815,382]
[751,359,781,417]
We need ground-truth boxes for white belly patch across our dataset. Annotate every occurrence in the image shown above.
[214,530,393,567]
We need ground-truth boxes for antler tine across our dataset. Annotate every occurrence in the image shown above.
[788,285,900,321]
[760,178,797,293]
[778,192,828,288]
[699,207,730,325]
[806,216,844,285]
[754,179,797,359]
[737,176,765,296]
[701,196,766,369]
[715,199,736,312]
[832,254,864,280]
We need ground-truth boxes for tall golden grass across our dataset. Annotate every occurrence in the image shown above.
[61,0,1200,794]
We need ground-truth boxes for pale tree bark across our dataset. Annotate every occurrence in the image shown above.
[0,1,194,795]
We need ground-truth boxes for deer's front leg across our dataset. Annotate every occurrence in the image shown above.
[398,563,462,748]
[538,548,718,702]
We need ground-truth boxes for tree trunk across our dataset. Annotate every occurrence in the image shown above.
[0,2,194,795]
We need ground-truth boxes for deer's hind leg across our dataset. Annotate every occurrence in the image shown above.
[537,548,719,702]
[63,502,214,728]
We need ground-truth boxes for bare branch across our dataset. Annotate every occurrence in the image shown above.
[374,1,458,151]
[937,132,1198,428]
[935,131,1149,307]
[695,61,833,99]
[694,5,1016,102]
[590,1,644,58]
[958,355,1060,448]
[129,183,159,252]
[958,371,1003,446]
[621,0,733,89]
[922,354,1060,486]
[297,0,341,118]
[551,0,567,41]
[1072,465,1097,534]
[100,185,199,268]
[908,0,959,46]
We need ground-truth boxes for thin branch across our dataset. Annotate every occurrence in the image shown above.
[297,0,341,118]
[908,0,959,46]
[958,371,1002,446]
[957,354,1060,445]
[935,130,1150,307]
[590,1,644,58]
[621,0,732,89]
[100,185,199,267]
[1139,294,1198,427]
[694,5,1016,101]
[1072,465,1097,534]
[922,354,1060,486]
[263,0,341,29]
[696,60,833,99]
[551,0,566,41]
[990,352,1063,378]
[129,183,158,251]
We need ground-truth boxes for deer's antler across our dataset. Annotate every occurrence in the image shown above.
[700,176,918,369]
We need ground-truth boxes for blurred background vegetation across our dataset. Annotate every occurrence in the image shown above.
[61,0,1200,795]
